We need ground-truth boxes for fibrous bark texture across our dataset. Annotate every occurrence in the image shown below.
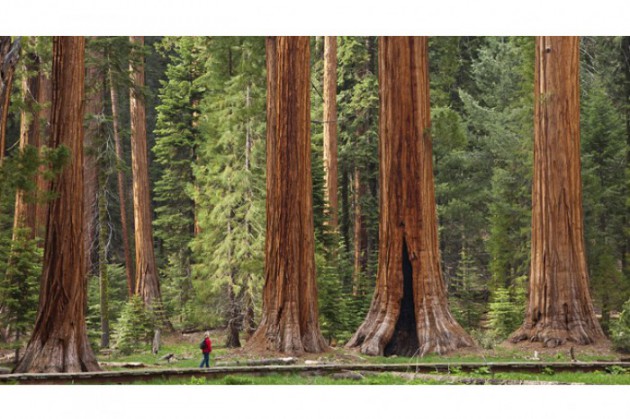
[323,36,339,229]
[246,37,327,354]
[14,36,100,373]
[129,36,164,313]
[510,37,605,347]
[347,37,473,357]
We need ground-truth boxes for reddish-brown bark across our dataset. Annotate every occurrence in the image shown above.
[128,36,165,316]
[14,36,100,373]
[347,37,473,357]
[245,37,327,354]
[510,37,605,347]
[323,36,339,230]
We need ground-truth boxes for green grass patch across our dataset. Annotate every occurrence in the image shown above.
[131,372,446,385]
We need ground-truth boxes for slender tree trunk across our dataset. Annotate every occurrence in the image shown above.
[347,37,473,357]
[352,166,368,296]
[323,36,339,230]
[98,164,110,348]
[245,37,327,354]
[510,37,605,347]
[12,51,40,239]
[129,36,167,327]
[108,59,134,296]
[226,218,241,348]
[83,47,103,279]
[34,72,51,239]
[14,36,100,373]
[1,37,21,165]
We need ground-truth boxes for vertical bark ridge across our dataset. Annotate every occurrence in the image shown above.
[510,37,605,347]
[14,37,100,373]
[347,37,473,357]
[246,36,327,354]
[129,36,166,324]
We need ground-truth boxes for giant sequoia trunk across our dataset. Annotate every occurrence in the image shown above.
[14,37,100,373]
[510,37,605,347]
[347,37,473,357]
[245,37,327,354]
[128,36,165,315]
[323,36,339,229]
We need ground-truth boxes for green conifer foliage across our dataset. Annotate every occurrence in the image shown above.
[190,37,266,336]
[152,37,204,327]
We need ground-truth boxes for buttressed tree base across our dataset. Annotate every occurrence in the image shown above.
[245,37,327,354]
[347,37,474,357]
[510,36,606,348]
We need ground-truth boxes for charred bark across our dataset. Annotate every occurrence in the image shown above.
[346,37,473,357]
[14,37,100,373]
[245,37,327,354]
[510,37,605,347]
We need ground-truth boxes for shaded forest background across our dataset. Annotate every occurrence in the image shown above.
[1,36,629,355]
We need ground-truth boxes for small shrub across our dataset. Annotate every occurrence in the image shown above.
[487,280,526,339]
[471,329,500,349]
[114,296,154,354]
[611,299,630,353]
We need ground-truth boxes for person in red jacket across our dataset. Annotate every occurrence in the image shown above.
[199,332,212,368]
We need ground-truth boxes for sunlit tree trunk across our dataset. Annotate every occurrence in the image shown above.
[347,37,473,356]
[510,37,605,347]
[246,36,327,354]
[14,36,100,373]
[129,36,167,329]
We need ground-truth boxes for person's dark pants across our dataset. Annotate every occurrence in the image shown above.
[199,352,210,368]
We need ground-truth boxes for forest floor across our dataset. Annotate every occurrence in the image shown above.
[2,329,628,384]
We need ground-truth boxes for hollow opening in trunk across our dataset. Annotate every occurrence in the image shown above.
[384,239,419,356]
